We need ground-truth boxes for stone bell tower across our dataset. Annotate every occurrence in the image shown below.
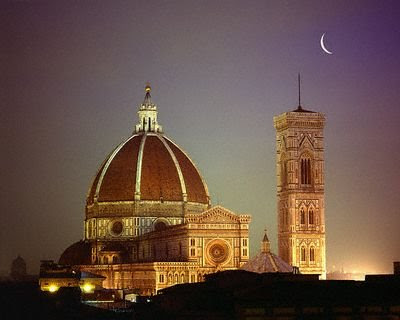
[273,78,326,278]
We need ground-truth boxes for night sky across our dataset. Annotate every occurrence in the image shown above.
[2,1,400,275]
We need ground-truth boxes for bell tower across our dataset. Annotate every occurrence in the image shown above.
[273,80,326,278]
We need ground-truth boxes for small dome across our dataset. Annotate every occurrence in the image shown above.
[241,251,293,273]
[59,241,92,266]
[241,231,293,273]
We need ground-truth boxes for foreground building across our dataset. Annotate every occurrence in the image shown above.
[59,85,251,295]
[274,101,326,278]
[149,270,400,320]
[39,260,104,294]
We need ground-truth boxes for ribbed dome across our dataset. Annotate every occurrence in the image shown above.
[241,251,293,273]
[86,132,209,205]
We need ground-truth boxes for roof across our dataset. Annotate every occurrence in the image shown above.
[80,271,105,280]
[241,231,293,273]
[100,242,127,252]
[292,105,316,113]
[241,251,293,273]
[58,240,92,266]
[86,133,209,205]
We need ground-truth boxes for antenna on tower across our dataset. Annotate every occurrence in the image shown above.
[298,73,301,108]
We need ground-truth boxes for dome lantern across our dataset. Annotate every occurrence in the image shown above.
[261,229,271,253]
[134,83,163,133]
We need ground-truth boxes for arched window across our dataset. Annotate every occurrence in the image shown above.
[300,247,306,262]
[300,208,305,225]
[308,209,314,225]
[148,117,151,131]
[103,256,108,264]
[174,274,179,284]
[112,256,119,264]
[300,157,312,185]
[180,274,185,283]
[310,247,315,262]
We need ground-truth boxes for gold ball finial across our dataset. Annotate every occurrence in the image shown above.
[145,82,151,93]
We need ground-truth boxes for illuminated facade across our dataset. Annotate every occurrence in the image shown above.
[274,105,326,278]
[60,84,250,295]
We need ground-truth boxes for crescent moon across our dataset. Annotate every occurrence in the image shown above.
[320,33,333,55]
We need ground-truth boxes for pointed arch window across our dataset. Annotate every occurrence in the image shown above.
[300,157,312,185]
[300,208,306,225]
[300,247,306,262]
[282,160,287,186]
[280,151,287,188]
[310,247,315,262]
[308,208,314,225]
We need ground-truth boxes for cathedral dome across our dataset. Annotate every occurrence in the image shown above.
[85,85,210,229]
[86,133,209,205]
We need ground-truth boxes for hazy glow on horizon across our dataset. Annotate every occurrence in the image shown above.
[2,1,400,275]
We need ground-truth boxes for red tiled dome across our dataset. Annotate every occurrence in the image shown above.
[86,133,209,205]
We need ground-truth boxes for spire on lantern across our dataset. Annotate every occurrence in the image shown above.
[134,83,163,133]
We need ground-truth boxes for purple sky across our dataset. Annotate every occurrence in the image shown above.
[2,1,400,275]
